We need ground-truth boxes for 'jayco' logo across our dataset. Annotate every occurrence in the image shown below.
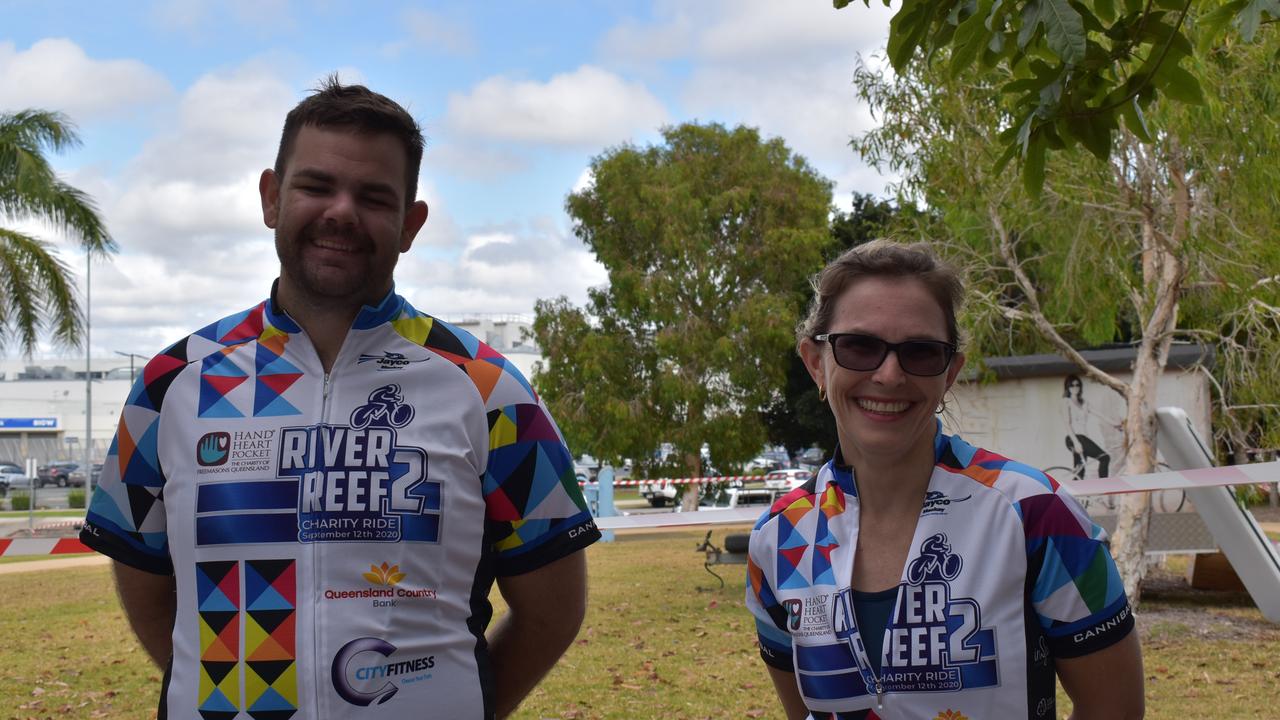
[831,533,998,697]
[276,385,440,544]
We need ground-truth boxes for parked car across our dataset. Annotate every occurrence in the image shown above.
[0,462,30,497]
[36,462,83,488]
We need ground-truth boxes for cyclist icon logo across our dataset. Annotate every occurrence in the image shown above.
[906,533,963,585]
[350,384,415,429]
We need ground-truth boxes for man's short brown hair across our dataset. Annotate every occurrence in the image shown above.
[274,74,425,206]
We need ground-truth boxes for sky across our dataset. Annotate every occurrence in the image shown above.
[2,0,897,361]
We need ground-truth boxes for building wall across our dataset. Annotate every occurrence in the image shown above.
[945,367,1212,477]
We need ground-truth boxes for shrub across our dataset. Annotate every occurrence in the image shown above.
[9,492,30,511]
[68,489,86,509]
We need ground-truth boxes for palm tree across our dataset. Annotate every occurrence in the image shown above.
[0,109,115,356]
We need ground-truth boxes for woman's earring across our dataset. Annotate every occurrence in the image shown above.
[818,385,827,402]
[935,398,948,415]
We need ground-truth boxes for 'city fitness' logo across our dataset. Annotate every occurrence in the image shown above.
[331,637,435,706]
[196,432,230,466]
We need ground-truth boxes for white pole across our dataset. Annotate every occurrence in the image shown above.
[84,250,93,501]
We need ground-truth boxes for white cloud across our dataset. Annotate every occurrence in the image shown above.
[598,0,898,200]
[0,39,172,121]
[444,65,667,147]
[396,219,606,318]
[129,64,294,182]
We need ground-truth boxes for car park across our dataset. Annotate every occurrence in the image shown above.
[36,462,83,488]
[0,462,29,496]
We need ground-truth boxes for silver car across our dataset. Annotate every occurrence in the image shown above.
[0,462,31,496]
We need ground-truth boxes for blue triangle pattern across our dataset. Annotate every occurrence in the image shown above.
[515,518,551,542]
[521,444,562,515]
[196,565,217,605]
[248,687,295,711]
[214,310,253,343]
[134,420,162,474]
[255,386,300,417]
[200,394,245,419]
[246,584,293,611]
[199,587,237,612]
[199,688,237,712]
[202,352,248,377]
[244,562,268,606]
[779,564,811,590]
[258,349,302,376]
[812,567,836,586]
[124,448,164,488]
[87,492,135,533]
[126,378,155,410]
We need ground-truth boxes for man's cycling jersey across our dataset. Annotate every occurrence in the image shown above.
[746,426,1133,719]
[81,288,600,719]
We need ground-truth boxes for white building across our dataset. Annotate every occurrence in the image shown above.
[0,317,546,465]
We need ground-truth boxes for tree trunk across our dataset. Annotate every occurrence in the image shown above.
[680,452,701,512]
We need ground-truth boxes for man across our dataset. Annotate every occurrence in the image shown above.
[81,77,600,719]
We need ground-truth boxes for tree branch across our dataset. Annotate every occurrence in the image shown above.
[988,203,1128,396]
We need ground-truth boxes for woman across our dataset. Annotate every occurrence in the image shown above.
[1063,374,1113,480]
[746,241,1143,719]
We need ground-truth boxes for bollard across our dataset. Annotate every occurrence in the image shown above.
[595,466,618,543]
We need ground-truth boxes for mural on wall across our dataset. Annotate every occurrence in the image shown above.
[1061,374,1120,481]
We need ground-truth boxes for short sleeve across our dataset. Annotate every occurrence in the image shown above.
[1021,489,1134,658]
[746,518,795,671]
[483,398,600,576]
[80,368,173,575]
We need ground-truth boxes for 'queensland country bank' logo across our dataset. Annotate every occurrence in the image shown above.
[331,637,436,706]
[832,533,998,697]
[277,384,441,544]
[323,562,439,608]
[196,432,231,466]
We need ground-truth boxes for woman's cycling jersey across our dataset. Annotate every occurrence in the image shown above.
[81,288,600,719]
[746,426,1133,719]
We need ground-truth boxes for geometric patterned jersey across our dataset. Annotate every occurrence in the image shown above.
[81,287,601,720]
[745,425,1133,720]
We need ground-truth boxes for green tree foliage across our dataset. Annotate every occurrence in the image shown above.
[838,0,1280,193]
[852,27,1280,597]
[0,110,114,355]
[533,123,832,479]
[761,194,922,457]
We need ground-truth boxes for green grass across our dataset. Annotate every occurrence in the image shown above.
[0,509,85,519]
[2,531,1278,718]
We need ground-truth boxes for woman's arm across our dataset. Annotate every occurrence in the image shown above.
[766,665,811,720]
[1057,630,1144,719]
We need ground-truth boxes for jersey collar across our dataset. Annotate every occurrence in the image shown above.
[265,280,405,333]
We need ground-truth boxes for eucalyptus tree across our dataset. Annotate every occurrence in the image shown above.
[840,0,1280,192]
[852,28,1280,599]
[533,123,833,499]
[0,109,114,355]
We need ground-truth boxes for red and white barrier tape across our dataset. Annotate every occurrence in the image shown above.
[1060,460,1280,496]
[0,537,93,557]
[579,471,805,488]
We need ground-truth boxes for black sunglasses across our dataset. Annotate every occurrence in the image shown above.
[813,333,957,377]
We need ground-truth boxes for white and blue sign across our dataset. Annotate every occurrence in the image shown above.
[0,417,59,430]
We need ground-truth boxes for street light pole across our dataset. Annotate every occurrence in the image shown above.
[84,250,93,500]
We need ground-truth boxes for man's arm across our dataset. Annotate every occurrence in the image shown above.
[488,551,588,719]
[1057,630,1144,719]
[112,560,176,668]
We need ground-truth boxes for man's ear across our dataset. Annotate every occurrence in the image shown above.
[259,169,281,229]
[400,200,429,253]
